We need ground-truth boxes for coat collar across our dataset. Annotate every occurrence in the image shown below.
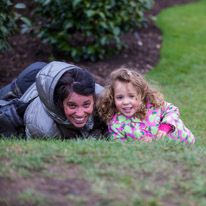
[115,112,141,123]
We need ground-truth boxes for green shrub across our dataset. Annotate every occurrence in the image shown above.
[0,0,28,52]
[31,0,154,62]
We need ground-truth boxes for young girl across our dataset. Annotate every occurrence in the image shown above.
[97,68,195,144]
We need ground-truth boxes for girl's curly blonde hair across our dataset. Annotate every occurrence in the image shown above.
[96,68,166,122]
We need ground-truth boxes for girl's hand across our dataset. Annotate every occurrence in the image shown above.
[156,130,167,140]
[141,136,152,143]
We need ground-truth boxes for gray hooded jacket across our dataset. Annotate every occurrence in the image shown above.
[22,61,107,139]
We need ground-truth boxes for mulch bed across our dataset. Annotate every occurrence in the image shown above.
[0,0,198,87]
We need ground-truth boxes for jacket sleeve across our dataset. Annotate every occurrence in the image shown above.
[24,98,60,139]
[160,102,180,132]
[109,120,127,140]
[0,99,28,136]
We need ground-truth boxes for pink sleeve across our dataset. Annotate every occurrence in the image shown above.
[159,123,173,133]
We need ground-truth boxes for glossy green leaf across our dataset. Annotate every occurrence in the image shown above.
[100,36,108,45]
[73,0,82,9]
[86,10,96,17]
[0,26,8,35]
[42,0,51,6]
[20,17,31,26]
[14,3,26,9]
[113,27,120,36]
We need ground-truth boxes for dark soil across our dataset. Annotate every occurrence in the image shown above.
[0,0,198,88]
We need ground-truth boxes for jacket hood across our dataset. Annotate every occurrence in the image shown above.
[36,61,82,123]
[36,61,104,124]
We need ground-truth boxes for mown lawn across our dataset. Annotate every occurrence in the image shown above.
[0,0,206,206]
[147,0,206,145]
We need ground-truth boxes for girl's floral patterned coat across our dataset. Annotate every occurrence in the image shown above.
[109,102,195,144]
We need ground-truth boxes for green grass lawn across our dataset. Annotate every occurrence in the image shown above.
[146,0,206,145]
[0,1,206,206]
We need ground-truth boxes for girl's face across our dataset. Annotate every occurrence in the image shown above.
[63,92,94,128]
[114,81,141,117]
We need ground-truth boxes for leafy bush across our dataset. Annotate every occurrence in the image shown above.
[31,0,154,62]
[0,0,27,52]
